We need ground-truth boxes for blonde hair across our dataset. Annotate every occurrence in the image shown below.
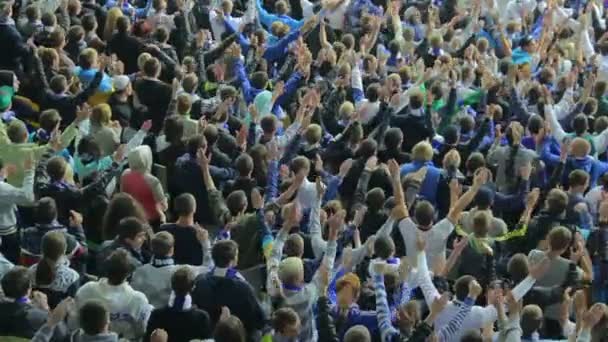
[138,52,153,71]
[571,137,591,158]
[176,94,192,115]
[339,101,355,119]
[304,124,322,145]
[91,103,112,126]
[104,7,124,41]
[412,141,433,161]
[78,48,98,69]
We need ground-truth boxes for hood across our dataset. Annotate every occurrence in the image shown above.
[254,90,273,116]
[127,145,153,173]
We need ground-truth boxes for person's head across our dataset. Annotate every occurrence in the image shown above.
[81,13,98,32]
[78,48,98,69]
[176,93,192,115]
[454,275,475,301]
[545,188,568,216]
[174,193,196,218]
[595,80,608,98]
[151,231,174,257]
[396,301,420,333]
[68,0,81,16]
[226,190,248,217]
[344,325,371,342]
[1,266,31,299]
[583,98,598,116]
[291,156,310,179]
[520,36,536,53]
[7,120,28,143]
[137,52,152,72]
[214,316,246,342]
[304,124,322,145]
[186,134,207,156]
[272,307,301,337]
[336,272,361,308]
[46,156,67,182]
[338,101,355,121]
[527,115,544,137]
[572,114,589,136]
[143,57,161,78]
[251,71,269,89]
[235,153,253,177]
[506,121,524,146]
[49,74,68,94]
[115,217,147,250]
[412,141,433,162]
[521,305,543,336]
[595,116,608,135]
[273,0,288,14]
[374,235,395,260]
[547,226,572,255]
[36,231,67,286]
[91,103,112,127]
[67,25,85,43]
[25,5,40,22]
[474,187,494,210]
[153,26,169,44]
[568,169,589,192]
[39,47,60,70]
[105,249,135,285]
[409,91,424,110]
[163,115,184,145]
[104,7,124,40]
[472,211,490,237]
[80,301,110,335]
[39,109,61,133]
[384,127,403,150]
[182,73,198,94]
[284,233,304,258]
[366,187,385,212]
[570,137,591,158]
[356,138,377,160]
[212,240,239,268]
[112,75,132,96]
[36,197,57,224]
[414,200,434,229]
[260,115,278,135]
[171,266,195,297]
[278,256,304,285]
[507,253,529,282]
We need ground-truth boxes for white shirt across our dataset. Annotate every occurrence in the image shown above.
[398,217,454,267]
[324,0,350,31]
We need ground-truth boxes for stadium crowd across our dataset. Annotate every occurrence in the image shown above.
[0,0,608,340]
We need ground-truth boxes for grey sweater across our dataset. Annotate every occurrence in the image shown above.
[0,168,35,235]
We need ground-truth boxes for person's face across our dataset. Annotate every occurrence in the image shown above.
[337,286,357,309]
[396,305,417,331]
[264,210,276,227]
[127,231,147,250]
[125,83,133,96]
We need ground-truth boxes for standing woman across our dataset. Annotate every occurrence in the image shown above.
[30,231,80,309]
[487,121,537,194]
[121,145,168,228]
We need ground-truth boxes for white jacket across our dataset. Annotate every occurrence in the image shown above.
[73,279,152,341]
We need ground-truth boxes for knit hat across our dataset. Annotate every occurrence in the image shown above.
[278,257,304,283]
[112,75,130,91]
[0,85,14,111]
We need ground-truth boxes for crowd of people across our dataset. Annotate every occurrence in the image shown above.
[0,0,608,340]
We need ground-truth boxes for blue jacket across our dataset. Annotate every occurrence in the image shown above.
[562,156,608,188]
[233,60,303,115]
[256,0,303,32]
[400,161,441,205]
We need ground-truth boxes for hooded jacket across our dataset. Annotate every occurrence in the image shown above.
[121,146,165,221]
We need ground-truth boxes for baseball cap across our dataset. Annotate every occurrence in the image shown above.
[112,75,130,91]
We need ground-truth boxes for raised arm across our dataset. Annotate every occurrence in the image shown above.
[446,168,489,224]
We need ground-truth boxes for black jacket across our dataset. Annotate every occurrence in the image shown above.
[0,21,30,71]
[145,306,212,342]
[192,274,266,337]
[0,301,49,339]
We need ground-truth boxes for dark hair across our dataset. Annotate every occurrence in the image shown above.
[187,134,207,156]
[47,156,67,181]
[251,71,268,89]
[235,154,254,177]
[116,217,146,241]
[226,190,247,217]
[36,231,67,286]
[1,266,32,299]
[143,57,161,77]
[356,139,377,160]
[568,169,589,188]
[116,15,130,33]
[374,235,395,259]
[171,266,195,296]
[81,14,97,31]
[504,125,520,179]
[105,249,134,285]
[211,240,238,267]
[203,124,219,146]
[460,329,483,342]
[77,135,103,161]
[260,115,277,134]
[153,27,169,43]
[272,307,299,333]
[546,189,568,215]
[414,201,434,227]
[284,234,304,257]
[443,125,459,145]
[174,193,196,217]
[103,193,147,240]
[365,188,385,212]
[572,114,588,136]
[80,300,109,335]
[527,115,543,135]
[36,197,57,224]
[365,83,381,102]
[164,115,184,145]
[383,128,403,150]
[454,275,474,301]
[214,316,246,342]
